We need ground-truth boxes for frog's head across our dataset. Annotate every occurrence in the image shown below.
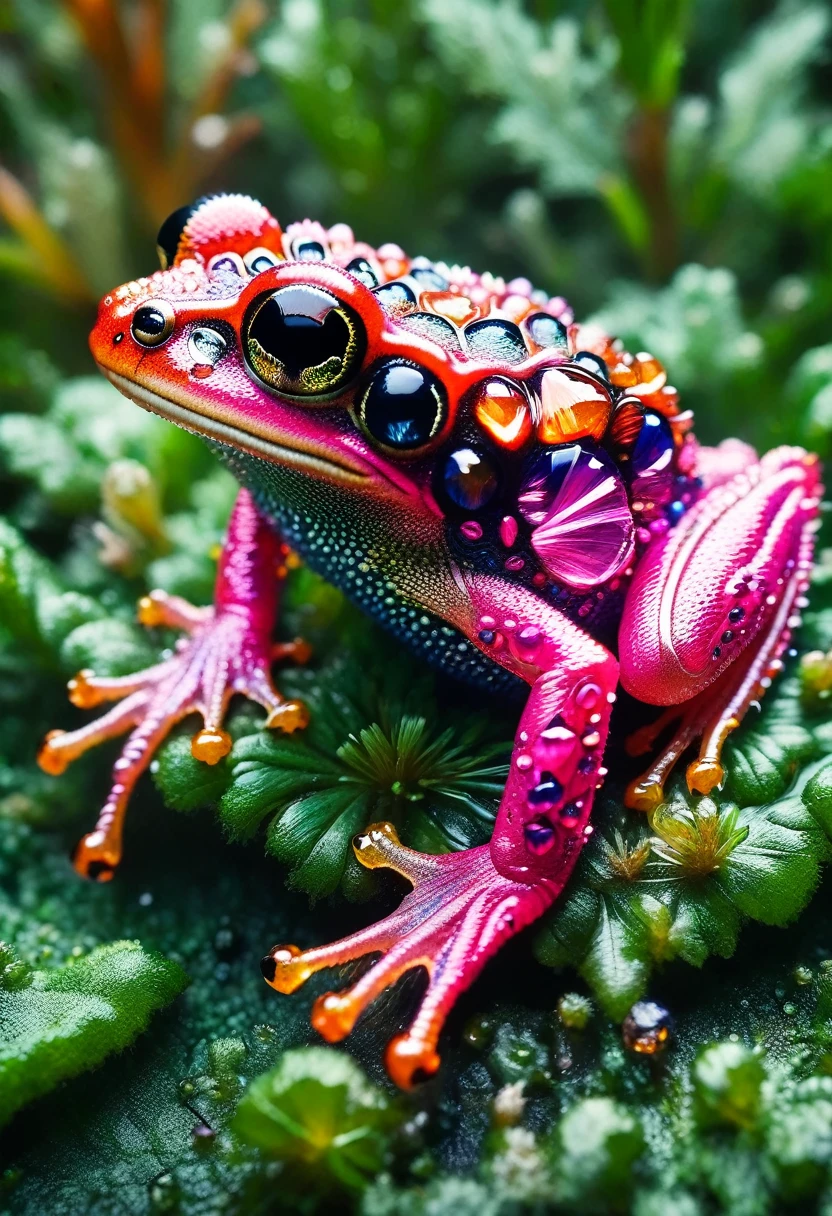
[89,194,634,584]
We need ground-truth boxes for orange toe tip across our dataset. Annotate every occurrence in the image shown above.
[686,758,725,796]
[624,777,666,813]
[385,1033,441,1090]
[311,992,357,1042]
[260,944,312,994]
[137,593,166,627]
[353,821,403,869]
[265,700,310,733]
[291,639,313,665]
[191,727,232,765]
[73,832,119,882]
[67,669,98,708]
[37,730,69,776]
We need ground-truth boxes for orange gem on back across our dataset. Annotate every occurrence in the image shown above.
[474,378,534,449]
[536,367,612,444]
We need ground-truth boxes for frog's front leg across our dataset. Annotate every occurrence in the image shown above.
[620,445,822,809]
[262,579,618,1088]
[38,489,309,880]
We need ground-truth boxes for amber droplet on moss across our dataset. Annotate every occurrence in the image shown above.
[622,1000,672,1054]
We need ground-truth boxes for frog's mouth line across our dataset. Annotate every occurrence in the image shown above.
[101,369,373,487]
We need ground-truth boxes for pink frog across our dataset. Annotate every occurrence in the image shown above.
[39,195,822,1088]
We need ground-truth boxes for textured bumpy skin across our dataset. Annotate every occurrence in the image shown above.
[41,193,823,1087]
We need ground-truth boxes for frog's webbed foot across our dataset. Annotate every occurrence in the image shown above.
[621,447,822,812]
[262,823,554,1088]
[38,490,308,880]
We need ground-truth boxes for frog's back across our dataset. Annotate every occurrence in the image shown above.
[251,217,698,654]
[152,200,697,667]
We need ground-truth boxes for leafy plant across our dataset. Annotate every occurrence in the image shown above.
[0,939,188,1128]
[233,1047,394,1191]
[1,1,832,1212]
[154,626,511,900]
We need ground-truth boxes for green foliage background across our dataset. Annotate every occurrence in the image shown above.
[2,1,832,1212]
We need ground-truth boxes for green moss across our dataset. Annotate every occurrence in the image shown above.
[0,940,189,1128]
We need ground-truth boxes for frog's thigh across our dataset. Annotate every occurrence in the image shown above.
[618,447,821,805]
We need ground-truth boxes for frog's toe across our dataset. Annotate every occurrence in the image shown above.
[263,833,552,1089]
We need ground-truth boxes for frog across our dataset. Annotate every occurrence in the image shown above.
[39,194,822,1089]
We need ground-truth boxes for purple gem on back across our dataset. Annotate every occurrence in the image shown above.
[518,444,634,589]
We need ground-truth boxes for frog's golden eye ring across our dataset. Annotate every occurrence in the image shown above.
[131,301,175,347]
[243,284,366,398]
[243,247,282,276]
[356,360,447,455]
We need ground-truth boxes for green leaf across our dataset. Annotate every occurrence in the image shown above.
[153,733,231,815]
[713,795,823,925]
[577,893,651,1019]
[0,940,189,1128]
[232,1047,393,1192]
[723,677,818,804]
[692,1041,765,1129]
[550,1096,646,1208]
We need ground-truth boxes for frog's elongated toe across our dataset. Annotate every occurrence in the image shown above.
[262,823,555,1089]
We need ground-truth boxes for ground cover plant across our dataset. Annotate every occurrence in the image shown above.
[2,1,832,1212]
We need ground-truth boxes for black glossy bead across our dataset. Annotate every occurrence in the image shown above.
[729,606,745,623]
[622,1000,672,1054]
[464,318,527,363]
[345,257,379,289]
[373,281,417,313]
[573,350,611,384]
[526,312,568,352]
[409,259,448,290]
[721,630,734,644]
[360,362,446,450]
[244,284,364,395]
[478,629,495,645]
[294,240,326,261]
[156,197,210,268]
[443,447,498,509]
[131,304,173,347]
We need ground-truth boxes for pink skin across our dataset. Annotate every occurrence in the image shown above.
[39,489,310,880]
[621,443,821,805]
[263,443,821,1088]
[52,196,822,1087]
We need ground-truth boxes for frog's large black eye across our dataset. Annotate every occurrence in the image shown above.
[131,301,175,347]
[243,284,365,397]
[156,198,210,269]
[357,361,447,453]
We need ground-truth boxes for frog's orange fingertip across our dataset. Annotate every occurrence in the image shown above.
[260,943,311,993]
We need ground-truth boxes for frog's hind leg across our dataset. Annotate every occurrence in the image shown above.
[262,826,555,1088]
[620,446,821,812]
[264,584,619,1088]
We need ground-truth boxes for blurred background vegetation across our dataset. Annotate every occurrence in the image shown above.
[0,0,831,448]
[3,2,832,1214]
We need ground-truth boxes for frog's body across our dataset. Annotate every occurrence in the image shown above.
[40,195,822,1088]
